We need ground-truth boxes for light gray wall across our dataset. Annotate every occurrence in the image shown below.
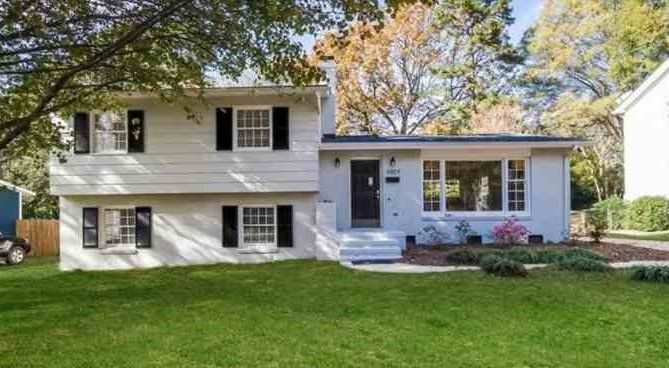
[59,192,317,270]
[51,94,321,195]
[623,69,669,199]
[318,150,422,235]
[319,148,570,242]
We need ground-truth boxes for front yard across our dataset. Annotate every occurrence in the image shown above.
[1,258,669,368]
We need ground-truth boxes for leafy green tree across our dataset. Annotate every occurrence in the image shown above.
[526,0,668,200]
[0,150,57,218]
[0,0,387,157]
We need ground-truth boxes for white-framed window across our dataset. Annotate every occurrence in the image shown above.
[507,160,527,212]
[422,161,441,212]
[93,111,127,153]
[103,208,135,247]
[421,158,529,217]
[235,108,271,150]
[241,206,276,247]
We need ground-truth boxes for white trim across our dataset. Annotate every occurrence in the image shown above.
[232,106,273,152]
[123,85,328,99]
[0,179,35,196]
[420,158,531,219]
[614,58,669,115]
[91,111,129,155]
[238,205,278,249]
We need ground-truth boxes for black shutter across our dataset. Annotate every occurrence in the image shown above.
[82,207,98,248]
[216,107,233,151]
[135,207,152,248]
[73,112,90,154]
[222,206,238,247]
[272,107,289,150]
[127,110,145,153]
[277,205,293,247]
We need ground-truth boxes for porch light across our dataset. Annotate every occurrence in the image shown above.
[390,156,396,167]
[334,157,341,168]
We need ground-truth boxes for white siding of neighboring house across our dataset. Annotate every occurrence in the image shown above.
[622,70,669,200]
[50,94,321,195]
[59,192,317,271]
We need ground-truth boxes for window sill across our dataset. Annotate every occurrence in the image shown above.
[237,247,279,254]
[100,246,138,255]
[422,214,531,222]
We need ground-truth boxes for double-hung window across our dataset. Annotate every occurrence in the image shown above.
[236,108,271,149]
[93,112,127,153]
[422,159,529,216]
[241,206,276,247]
[103,208,136,247]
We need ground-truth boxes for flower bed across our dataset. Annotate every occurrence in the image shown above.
[402,240,669,266]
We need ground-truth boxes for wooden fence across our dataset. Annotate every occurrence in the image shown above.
[16,219,59,257]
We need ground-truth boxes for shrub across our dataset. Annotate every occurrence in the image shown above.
[418,225,449,246]
[558,256,611,272]
[444,248,479,265]
[492,216,530,245]
[593,196,626,230]
[561,248,605,262]
[479,255,528,277]
[585,208,607,242]
[454,220,472,244]
[624,196,669,232]
[631,266,669,283]
[503,247,538,264]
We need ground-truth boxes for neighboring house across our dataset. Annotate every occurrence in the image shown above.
[615,58,669,200]
[0,179,35,237]
[50,62,579,270]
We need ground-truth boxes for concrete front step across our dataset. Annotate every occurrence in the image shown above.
[339,246,403,262]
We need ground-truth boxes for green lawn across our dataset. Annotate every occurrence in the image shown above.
[1,258,669,368]
[606,231,669,242]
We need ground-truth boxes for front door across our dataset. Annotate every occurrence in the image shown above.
[351,160,380,227]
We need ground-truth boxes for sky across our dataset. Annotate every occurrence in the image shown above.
[509,0,545,44]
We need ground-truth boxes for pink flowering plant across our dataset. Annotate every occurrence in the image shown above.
[492,216,529,245]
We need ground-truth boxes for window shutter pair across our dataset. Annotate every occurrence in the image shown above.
[73,110,144,154]
[81,207,152,248]
[222,205,293,248]
[216,107,289,151]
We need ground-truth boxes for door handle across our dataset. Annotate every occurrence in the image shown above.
[375,190,380,199]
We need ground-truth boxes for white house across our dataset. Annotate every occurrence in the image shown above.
[51,63,579,270]
[614,58,669,200]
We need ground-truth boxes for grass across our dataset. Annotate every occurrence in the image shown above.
[1,258,669,367]
[605,231,669,242]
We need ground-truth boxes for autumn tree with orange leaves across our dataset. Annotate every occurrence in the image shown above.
[313,1,518,135]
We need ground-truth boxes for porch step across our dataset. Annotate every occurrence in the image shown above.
[339,246,403,262]
[339,229,405,262]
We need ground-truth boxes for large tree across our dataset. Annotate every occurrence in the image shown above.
[0,0,389,156]
[526,0,668,201]
[312,0,517,135]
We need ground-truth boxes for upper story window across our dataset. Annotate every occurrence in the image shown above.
[236,108,271,149]
[93,112,127,154]
[422,159,529,216]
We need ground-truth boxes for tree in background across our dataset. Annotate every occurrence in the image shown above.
[526,0,668,202]
[0,152,57,218]
[312,0,518,135]
[468,99,527,134]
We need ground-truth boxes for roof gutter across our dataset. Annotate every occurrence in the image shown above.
[319,141,583,151]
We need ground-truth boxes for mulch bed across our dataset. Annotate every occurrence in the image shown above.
[402,240,669,266]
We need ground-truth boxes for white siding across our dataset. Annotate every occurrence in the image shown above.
[623,70,669,200]
[51,95,320,195]
[59,192,317,270]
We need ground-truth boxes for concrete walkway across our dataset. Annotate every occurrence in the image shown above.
[341,260,669,274]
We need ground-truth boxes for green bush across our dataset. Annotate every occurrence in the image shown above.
[444,248,479,265]
[560,248,605,262]
[558,256,611,272]
[503,247,538,264]
[593,196,626,230]
[586,208,607,242]
[631,266,669,283]
[624,196,669,232]
[479,255,528,277]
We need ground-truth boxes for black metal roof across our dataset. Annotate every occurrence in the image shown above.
[321,134,579,144]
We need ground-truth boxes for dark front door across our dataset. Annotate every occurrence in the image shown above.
[351,160,380,227]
